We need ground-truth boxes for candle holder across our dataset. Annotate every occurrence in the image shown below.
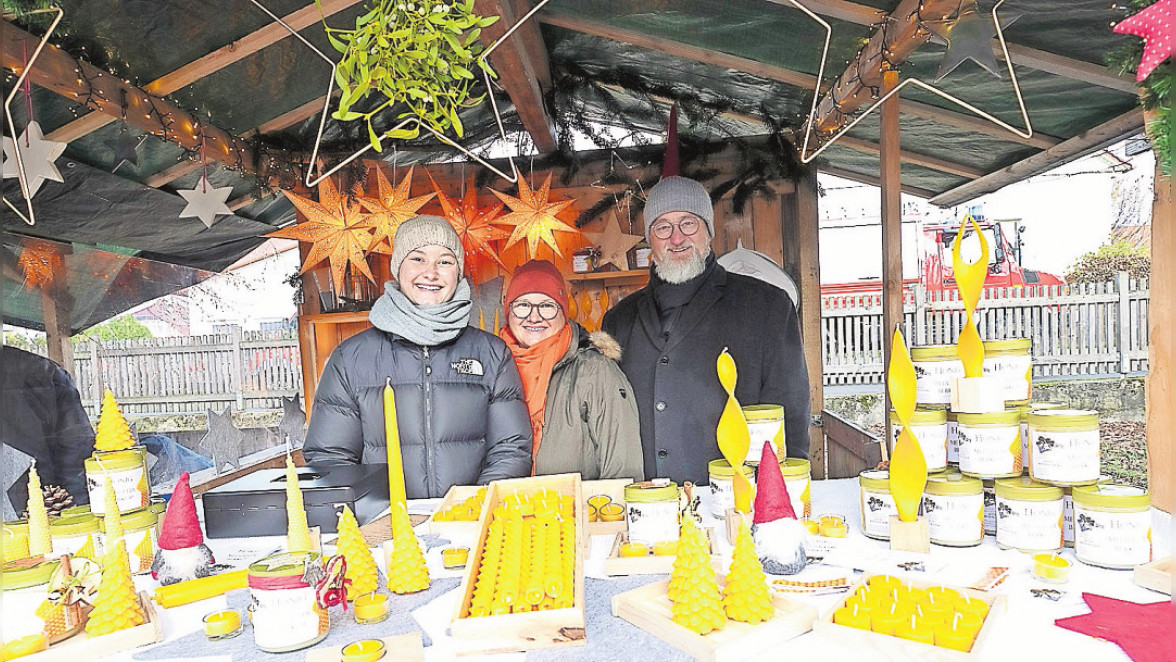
[441,547,469,570]
[888,516,930,554]
[598,503,624,522]
[340,639,387,662]
[353,592,390,625]
[203,610,243,640]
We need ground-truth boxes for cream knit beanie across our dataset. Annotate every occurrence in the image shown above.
[390,215,464,275]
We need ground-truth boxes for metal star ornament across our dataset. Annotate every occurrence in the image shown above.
[277,396,307,448]
[585,211,643,271]
[198,408,247,474]
[178,174,234,228]
[2,121,67,197]
[925,1,1020,80]
[356,166,436,254]
[268,176,377,286]
[430,172,510,281]
[104,130,143,172]
[1113,0,1174,81]
[491,174,578,257]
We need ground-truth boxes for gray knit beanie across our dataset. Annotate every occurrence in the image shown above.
[390,215,464,275]
[642,176,715,239]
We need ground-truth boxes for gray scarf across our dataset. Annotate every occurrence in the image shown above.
[369,279,472,346]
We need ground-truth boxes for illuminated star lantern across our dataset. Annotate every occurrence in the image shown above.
[2,121,66,197]
[585,211,643,271]
[430,173,509,282]
[268,176,377,286]
[925,0,1020,80]
[17,240,57,289]
[178,174,234,228]
[357,166,435,254]
[1113,0,1174,81]
[491,174,578,257]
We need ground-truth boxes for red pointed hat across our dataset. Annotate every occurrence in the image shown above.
[753,441,796,524]
[158,472,204,550]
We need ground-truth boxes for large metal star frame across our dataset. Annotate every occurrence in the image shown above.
[792,0,1033,164]
[249,0,556,188]
[2,7,63,226]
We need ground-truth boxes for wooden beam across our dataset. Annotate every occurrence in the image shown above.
[144,160,202,188]
[899,101,1059,150]
[763,0,883,26]
[792,174,825,477]
[473,0,557,152]
[505,0,551,90]
[45,0,364,143]
[2,20,257,173]
[1147,151,1173,514]
[879,70,902,453]
[930,109,1145,207]
[820,166,937,199]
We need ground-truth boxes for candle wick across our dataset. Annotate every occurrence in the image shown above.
[917,604,924,617]
[953,612,961,630]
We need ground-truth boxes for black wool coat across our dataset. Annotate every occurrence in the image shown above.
[602,263,811,484]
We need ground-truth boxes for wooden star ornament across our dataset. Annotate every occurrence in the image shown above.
[178,174,234,228]
[356,166,435,254]
[430,173,509,281]
[585,211,643,271]
[1113,0,1174,81]
[269,177,377,286]
[2,121,66,197]
[1055,593,1171,662]
[491,174,578,257]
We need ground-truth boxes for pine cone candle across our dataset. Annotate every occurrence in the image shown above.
[94,389,135,452]
[385,503,429,594]
[722,522,775,624]
[27,464,52,557]
[86,482,145,636]
[668,517,725,635]
[335,506,378,600]
[284,457,312,553]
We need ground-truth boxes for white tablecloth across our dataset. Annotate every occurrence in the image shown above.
[4,478,1170,661]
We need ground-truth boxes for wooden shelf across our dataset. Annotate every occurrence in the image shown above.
[567,269,650,283]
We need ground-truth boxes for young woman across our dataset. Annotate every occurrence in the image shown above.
[303,216,531,497]
[499,260,644,480]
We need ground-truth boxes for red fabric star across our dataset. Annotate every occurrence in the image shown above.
[1054,593,1172,662]
[1113,0,1174,81]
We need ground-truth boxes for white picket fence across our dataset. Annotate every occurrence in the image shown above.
[822,272,1149,387]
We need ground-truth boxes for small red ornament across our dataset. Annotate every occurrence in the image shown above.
[1113,0,1174,81]
[1054,593,1172,662]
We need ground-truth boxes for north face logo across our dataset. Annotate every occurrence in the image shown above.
[450,359,484,376]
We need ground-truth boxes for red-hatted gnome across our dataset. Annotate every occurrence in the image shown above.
[151,472,216,585]
[751,441,808,575]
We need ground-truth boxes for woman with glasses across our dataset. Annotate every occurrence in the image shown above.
[498,260,644,480]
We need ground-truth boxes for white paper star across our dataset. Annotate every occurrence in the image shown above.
[2,121,67,197]
[178,174,234,228]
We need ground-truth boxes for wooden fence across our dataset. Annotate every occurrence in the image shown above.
[822,272,1150,387]
[71,328,301,416]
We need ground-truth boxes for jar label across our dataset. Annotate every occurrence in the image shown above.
[50,532,99,559]
[983,355,1032,401]
[996,496,1063,551]
[627,501,680,545]
[1029,428,1100,483]
[785,476,811,519]
[710,477,736,519]
[947,420,959,463]
[1073,504,1152,567]
[251,585,326,651]
[745,421,783,464]
[1062,493,1074,545]
[983,486,996,535]
[860,489,897,538]
[127,528,157,575]
[914,359,964,405]
[893,422,948,471]
[87,465,150,515]
[924,492,984,545]
[958,423,1021,476]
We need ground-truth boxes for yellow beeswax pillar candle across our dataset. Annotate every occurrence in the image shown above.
[26,463,52,557]
[284,457,312,553]
[94,389,135,451]
[87,484,145,636]
[722,522,774,624]
[335,505,379,600]
[384,379,407,512]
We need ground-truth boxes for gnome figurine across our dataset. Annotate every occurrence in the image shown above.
[151,472,215,585]
[751,441,807,575]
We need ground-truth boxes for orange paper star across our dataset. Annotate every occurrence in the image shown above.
[491,174,578,257]
[429,173,510,284]
[357,166,436,254]
[269,177,377,286]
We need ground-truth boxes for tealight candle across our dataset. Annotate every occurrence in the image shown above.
[895,586,928,604]
[588,505,599,522]
[619,542,648,557]
[801,518,820,535]
[833,603,871,630]
[935,613,977,652]
[203,610,243,640]
[352,593,389,625]
[599,503,625,522]
[871,603,904,636]
[953,596,990,620]
[868,575,902,591]
[925,586,963,605]
[1,634,47,660]
[913,602,947,626]
[819,515,848,538]
[587,495,612,510]
[442,547,469,570]
[895,614,934,644]
[341,639,387,662]
[652,540,678,556]
[1032,553,1071,583]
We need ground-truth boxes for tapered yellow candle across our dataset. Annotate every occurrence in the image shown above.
[887,328,928,522]
[951,214,990,378]
[384,379,406,512]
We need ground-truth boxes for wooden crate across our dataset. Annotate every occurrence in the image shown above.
[449,473,586,655]
[25,592,162,662]
[611,577,816,662]
[811,574,1006,662]
[306,633,424,662]
[604,529,721,576]
[425,485,486,540]
[1134,556,1171,595]
[582,478,632,544]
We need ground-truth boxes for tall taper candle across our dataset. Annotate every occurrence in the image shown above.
[384,378,407,511]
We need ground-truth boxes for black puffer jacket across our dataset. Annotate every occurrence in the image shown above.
[302,326,532,498]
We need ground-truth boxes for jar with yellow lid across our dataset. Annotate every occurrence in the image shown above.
[889,408,948,472]
[708,460,754,519]
[995,477,1063,553]
[1071,485,1152,569]
[248,551,329,652]
[2,520,30,563]
[49,513,102,559]
[742,404,784,464]
[60,505,91,518]
[624,481,680,545]
[1062,474,1112,547]
[779,458,813,519]
[1017,402,1066,465]
[923,474,983,547]
[1027,410,1100,486]
[982,338,1033,403]
[99,507,158,575]
[957,410,1023,478]
[1,558,59,591]
[85,447,150,515]
[910,345,964,406]
[858,470,897,540]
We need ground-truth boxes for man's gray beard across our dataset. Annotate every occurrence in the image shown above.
[654,246,709,284]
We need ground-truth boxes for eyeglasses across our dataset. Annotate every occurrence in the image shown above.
[510,301,561,321]
[650,217,703,240]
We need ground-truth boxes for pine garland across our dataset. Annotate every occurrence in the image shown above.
[1108,0,1171,177]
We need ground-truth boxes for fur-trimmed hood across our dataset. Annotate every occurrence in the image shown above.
[587,330,623,361]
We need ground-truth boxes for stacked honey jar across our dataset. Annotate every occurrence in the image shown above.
[860,339,1152,570]
[832,575,992,652]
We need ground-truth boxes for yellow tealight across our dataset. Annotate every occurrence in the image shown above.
[652,540,678,556]
[1032,553,1071,583]
[341,639,386,662]
[619,542,648,557]
[202,610,243,640]
[599,503,624,522]
[587,495,612,510]
[353,593,389,625]
[442,547,469,570]
[801,518,820,535]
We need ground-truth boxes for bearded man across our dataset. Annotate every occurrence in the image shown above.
[602,176,811,484]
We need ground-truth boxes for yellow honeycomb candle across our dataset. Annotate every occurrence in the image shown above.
[86,532,145,634]
[335,505,379,600]
[284,457,312,553]
[94,389,136,451]
[385,503,430,594]
[26,464,52,557]
[722,523,774,624]
[2,522,30,563]
[668,518,725,634]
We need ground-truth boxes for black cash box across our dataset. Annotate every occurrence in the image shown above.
[201,463,389,539]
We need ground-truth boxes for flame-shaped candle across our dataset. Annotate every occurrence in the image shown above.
[951,214,990,377]
[887,328,927,522]
[716,349,753,513]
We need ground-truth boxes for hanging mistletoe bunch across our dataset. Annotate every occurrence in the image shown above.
[1108,0,1171,176]
[320,0,499,150]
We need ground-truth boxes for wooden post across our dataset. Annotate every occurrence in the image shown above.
[789,176,825,478]
[1146,159,1172,514]
[90,339,103,410]
[39,248,75,378]
[879,69,903,452]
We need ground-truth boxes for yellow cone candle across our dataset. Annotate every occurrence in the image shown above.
[385,503,429,594]
[86,482,146,636]
[335,505,379,600]
[94,389,136,451]
[668,518,725,634]
[284,457,312,553]
[722,523,774,624]
[26,464,52,557]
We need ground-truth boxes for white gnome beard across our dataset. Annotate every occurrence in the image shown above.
[151,544,216,585]
[752,518,807,575]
